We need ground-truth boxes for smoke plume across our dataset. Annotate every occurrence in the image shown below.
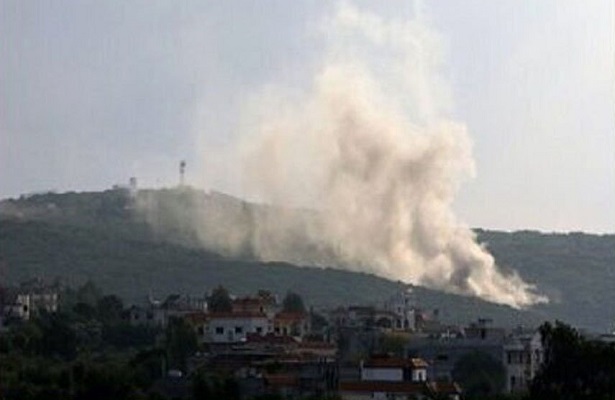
[142,3,546,308]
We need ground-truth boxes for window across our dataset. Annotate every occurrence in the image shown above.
[256,327,263,334]
[215,327,224,335]
[235,326,243,334]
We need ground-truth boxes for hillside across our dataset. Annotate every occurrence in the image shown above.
[1,188,613,331]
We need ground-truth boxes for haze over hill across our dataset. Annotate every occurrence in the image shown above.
[1,188,613,332]
[218,3,545,309]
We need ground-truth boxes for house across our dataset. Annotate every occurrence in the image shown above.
[361,356,428,382]
[1,280,59,322]
[129,294,207,327]
[232,291,278,316]
[406,319,507,381]
[273,311,310,339]
[331,306,377,329]
[503,329,543,393]
[384,289,417,331]
[339,354,461,400]
[203,311,270,343]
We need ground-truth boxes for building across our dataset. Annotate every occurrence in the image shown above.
[406,319,507,381]
[128,293,207,327]
[384,289,417,331]
[273,311,311,338]
[1,279,59,322]
[202,312,270,343]
[339,354,461,400]
[503,329,543,393]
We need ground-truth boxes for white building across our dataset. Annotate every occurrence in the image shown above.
[201,312,270,343]
[503,330,543,393]
[384,289,416,331]
[340,355,460,400]
[361,357,428,382]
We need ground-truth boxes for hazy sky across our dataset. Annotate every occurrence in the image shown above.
[1,1,613,233]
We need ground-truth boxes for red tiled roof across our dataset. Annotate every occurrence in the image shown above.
[232,297,265,306]
[264,373,299,388]
[339,381,428,394]
[208,311,268,319]
[184,312,208,323]
[274,311,308,321]
[409,358,429,368]
[363,356,428,369]
[298,341,337,350]
[428,381,463,394]
[245,333,298,345]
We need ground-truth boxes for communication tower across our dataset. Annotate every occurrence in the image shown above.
[179,160,186,187]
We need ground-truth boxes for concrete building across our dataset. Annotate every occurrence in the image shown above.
[503,329,543,393]
[339,354,461,400]
[384,289,417,331]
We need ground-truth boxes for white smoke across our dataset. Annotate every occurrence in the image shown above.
[132,2,547,308]
[233,2,547,308]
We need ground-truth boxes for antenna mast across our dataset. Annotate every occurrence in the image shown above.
[179,160,186,187]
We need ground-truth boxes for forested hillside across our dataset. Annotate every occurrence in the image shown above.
[0,189,613,331]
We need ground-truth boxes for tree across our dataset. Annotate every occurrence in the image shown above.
[452,350,505,399]
[73,302,98,321]
[311,311,329,331]
[76,281,102,307]
[207,285,232,313]
[165,317,198,372]
[36,312,78,360]
[529,321,615,400]
[96,295,124,325]
[282,291,306,313]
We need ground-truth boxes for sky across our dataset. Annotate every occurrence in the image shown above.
[1,0,613,233]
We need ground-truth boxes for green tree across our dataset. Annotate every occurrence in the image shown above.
[311,311,329,331]
[282,291,306,313]
[73,302,98,321]
[76,281,102,307]
[36,312,78,360]
[207,285,232,313]
[529,321,615,400]
[192,368,212,400]
[96,295,124,325]
[452,350,505,399]
[165,317,198,372]
[72,360,136,400]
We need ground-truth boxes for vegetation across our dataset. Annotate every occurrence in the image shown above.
[282,291,306,313]
[452,351,506,398]
[207,285,232,313]
[1,189,614,332]
[0,282,167,399]
[529,321,615,400]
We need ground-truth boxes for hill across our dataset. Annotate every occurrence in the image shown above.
[1,188,613,331]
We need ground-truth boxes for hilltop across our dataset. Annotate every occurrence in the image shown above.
[0,188,613,331]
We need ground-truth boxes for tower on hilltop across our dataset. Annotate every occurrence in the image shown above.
[179,160,186,187]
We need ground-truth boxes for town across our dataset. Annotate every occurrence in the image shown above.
[4,278,612,400]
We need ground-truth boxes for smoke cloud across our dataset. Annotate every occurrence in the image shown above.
[143,3,546,308]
